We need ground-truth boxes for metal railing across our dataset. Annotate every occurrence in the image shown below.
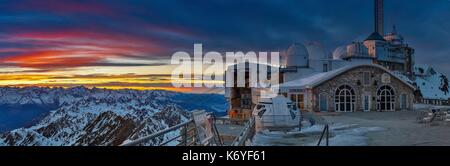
[121,112,225,146]
[121,119,195,146]
[231,117,255,146]
[317,124,329,146]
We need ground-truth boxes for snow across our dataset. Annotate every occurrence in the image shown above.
[252,122,384,146]
[390,64,449,100]
[414,104,450,110]
[317,126,385,146]
[415,73,450,100]
[0,87,212,146]
[393,71,414,84]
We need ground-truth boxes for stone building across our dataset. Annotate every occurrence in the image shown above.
[279,64,415,112]
[223,0,441,119]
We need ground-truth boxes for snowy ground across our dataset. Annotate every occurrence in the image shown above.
[322,111,450,146]
[414,103,450,110]
[253,106,450,146]
[252,122,385,146]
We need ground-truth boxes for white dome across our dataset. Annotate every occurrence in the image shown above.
[305,42,328,60]
[346,42,369,57]
[286,43,309,67]
[332,46,347,60]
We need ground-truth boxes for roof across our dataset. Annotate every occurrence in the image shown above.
[365,32,386,41]
[279,64,416,90]
[226,62,277,72]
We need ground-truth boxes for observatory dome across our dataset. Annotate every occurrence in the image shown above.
[286,43,309,67]
[332,45,347,60]
[305,42,329,60]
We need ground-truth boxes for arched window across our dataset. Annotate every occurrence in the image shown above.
[335,85,356,112]
[377,85,395,111]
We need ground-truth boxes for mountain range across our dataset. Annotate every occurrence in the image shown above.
[0,86,227,146]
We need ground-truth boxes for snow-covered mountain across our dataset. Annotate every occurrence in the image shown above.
[413,65,449,100]
[0,86,227,146]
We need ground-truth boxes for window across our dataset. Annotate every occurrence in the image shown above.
[323,64,328,72]
[241,94,252,109]
[319,94,328,112]
[363,72,370,85]
[400,94,407,109]
[291,94,305,110]
[377,85,395,111]
[363,95,370,111]
[334,85,356,112]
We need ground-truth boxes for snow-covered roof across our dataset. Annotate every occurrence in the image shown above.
[392,71,414,85]
[279,64,415,90]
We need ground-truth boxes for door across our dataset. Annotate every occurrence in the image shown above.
[334,85,356,112]
[377,86,395,112]
[319,94,328,112]
[400,94,407,110]
[363,95,370,112]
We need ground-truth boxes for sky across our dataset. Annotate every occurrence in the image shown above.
[0,0,449,93]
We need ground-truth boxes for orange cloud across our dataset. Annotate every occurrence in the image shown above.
[0,50,102,68]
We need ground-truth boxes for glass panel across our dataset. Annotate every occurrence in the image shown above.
[403,94,408,109]
[298,94,305,110]
[291,95,297,102]
[364,96,369,110]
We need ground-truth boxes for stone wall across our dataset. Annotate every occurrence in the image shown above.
[311,66,414,112]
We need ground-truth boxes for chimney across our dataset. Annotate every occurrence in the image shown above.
[375,0,384,35]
